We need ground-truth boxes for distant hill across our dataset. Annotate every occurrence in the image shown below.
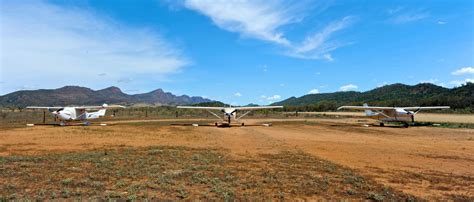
[273,83,474,112]
[192,101,227,107]
[0,86,212,107]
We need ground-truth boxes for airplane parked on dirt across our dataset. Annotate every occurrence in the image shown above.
[26,103,125,126]
[337,104,450,127]
[177,105,283,126]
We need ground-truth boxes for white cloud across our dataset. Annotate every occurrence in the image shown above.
[266,95,281,101]
[308,89,319,94]
[260,95,281,101]
[452,67,474,76]
[419,78,448,87]
[387,8,429,24]
[183,0,352,60]
[259,64,268,72]
[450,79,474,87]
[387,7,403,15]
[437,21,446,25]
[419,78,439,84]
[184,0,295,46]
[0,1,188,94]
[117,78,133,83]
[286,16,353,60]
[390,13,428,24]
[234,92,242,97]
[339,84,358,92]
[376,82,388,87]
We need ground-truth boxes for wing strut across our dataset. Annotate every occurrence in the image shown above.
[236,111,252,120]
[206,109,224,120]
[375,110,391,118]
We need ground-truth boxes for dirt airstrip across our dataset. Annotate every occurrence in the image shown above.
[1,117,473,200]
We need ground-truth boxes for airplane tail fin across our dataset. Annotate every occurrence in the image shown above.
[96,108,107,116]
[85,105,107,119]
[363,103,374,116]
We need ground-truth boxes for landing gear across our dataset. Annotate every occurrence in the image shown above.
[215,122,218,126]
[403,122,409,128]
[241,123,245,126]
[379,122,385,127]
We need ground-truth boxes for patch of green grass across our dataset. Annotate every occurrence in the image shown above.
[61,178,73,186]
[437,122,474,129]
[367,191,384,201]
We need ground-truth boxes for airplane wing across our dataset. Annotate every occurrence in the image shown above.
[337,106,395,110]
[402,106,450,111]
[235,106,284,111]
[75,104,125,110]
[177,106,224,110]
[26,106,63,110]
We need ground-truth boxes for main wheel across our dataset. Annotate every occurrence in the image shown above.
[403,122,409,128]
[379,122,384,127]
[241,123,245,126]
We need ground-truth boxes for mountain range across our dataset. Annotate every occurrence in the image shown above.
[273,83,473,112]
[0,86,211,107]
[1,83,472,111]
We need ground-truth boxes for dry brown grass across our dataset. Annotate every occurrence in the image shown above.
[0,146,415,200]
[1,118,473,200]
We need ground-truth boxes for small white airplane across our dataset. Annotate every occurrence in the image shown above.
[177,105,283,126]
[337,103,450,127]
[26,103,125,126]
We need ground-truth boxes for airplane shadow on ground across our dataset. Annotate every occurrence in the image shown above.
[328,123,432,128]
[170,123,267,128]
[30,123,106,127]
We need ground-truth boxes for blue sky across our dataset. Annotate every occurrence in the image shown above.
[1,0,473,105]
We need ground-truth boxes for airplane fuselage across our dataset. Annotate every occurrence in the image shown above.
[221,108,237,123]
[366,108,414,123]
[50,107,105,122]
[222,108,236,116]
[52,107,77,121]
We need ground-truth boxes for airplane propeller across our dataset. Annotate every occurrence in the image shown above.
[53,108,64,122]
[404,109,415,123]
